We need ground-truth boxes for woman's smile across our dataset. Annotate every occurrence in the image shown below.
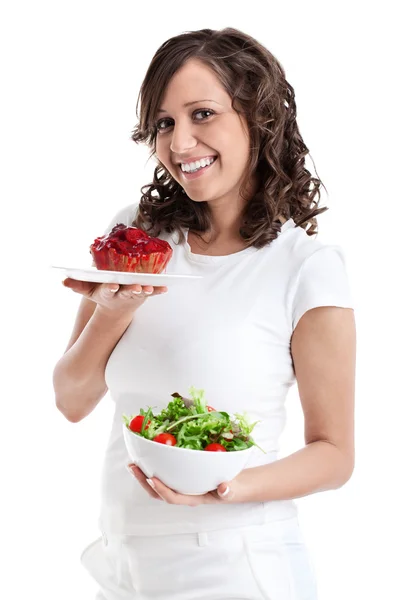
[180,156,218,181]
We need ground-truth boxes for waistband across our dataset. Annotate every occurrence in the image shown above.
[99,499,299,545]
[100,515,301,554]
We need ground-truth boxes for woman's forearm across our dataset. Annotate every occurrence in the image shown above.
[53,306,133,422]
[235,440,354,503]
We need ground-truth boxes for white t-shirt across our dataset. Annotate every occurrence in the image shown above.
[97,203,354,536]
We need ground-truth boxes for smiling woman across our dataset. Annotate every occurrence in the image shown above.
[131,27,329,251]
[56,26,356,600]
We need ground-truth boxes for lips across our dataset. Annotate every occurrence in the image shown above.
[180,156,217,173]
[176,155,218,167]
[180,156,218,180]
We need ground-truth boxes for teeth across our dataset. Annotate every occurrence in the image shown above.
[181,157,216,173]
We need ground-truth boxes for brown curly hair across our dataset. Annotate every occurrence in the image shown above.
[130,27,328,248]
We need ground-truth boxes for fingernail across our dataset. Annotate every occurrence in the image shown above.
[146,478,155,489]
[126,465,135,475]
[219,486,230,497]
[144,291,152,295]
[131,290,142,295]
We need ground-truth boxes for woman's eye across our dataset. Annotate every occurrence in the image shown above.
[156,118,173,132]
[193,109,214,121]
[156,109,214,133]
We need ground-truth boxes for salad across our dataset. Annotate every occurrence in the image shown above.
[122,386,265,453]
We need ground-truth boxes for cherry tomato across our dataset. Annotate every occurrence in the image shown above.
[129,415,151,433]
[153,433,177,446]
[206,405,216,412]
[204,443,227,452]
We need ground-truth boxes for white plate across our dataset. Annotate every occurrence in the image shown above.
[51,266,202,286]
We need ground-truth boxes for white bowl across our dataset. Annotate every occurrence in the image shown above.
[122,424,255,495]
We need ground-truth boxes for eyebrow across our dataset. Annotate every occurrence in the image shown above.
[157,99,220,114]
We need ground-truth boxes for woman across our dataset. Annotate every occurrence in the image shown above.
[53,27,356,600]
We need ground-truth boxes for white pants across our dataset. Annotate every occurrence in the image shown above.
[80,515,318,600]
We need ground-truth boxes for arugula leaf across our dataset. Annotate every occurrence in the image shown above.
[188,386,208,414]
[233,411,260,435]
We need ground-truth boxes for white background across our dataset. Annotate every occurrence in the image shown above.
[1,1,398,599]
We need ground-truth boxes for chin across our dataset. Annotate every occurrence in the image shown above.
[185,195,208,203]
[184,186,221,204]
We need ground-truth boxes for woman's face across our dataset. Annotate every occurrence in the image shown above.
[155,59,252,207]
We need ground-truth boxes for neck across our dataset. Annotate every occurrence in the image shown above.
[204,195,248,243]
[203,175,260,242]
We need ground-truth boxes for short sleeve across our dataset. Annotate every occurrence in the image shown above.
[102,202,140,236]
[291,246,354,331]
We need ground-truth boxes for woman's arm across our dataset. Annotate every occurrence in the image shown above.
[54,273,167,423]
[234,305,356,502]
[53,303,133,423]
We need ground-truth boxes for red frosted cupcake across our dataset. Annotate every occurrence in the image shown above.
[90,224,173,274]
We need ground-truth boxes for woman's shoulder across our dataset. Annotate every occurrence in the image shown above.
[114,202,141,225]
[102,202,140,234]
[287,222,348,268]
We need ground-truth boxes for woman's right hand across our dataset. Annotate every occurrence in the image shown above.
[62,278,168,316]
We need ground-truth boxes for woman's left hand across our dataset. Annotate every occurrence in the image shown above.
[126,463,238,505]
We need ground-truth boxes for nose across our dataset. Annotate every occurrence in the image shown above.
[169,120,197,155]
